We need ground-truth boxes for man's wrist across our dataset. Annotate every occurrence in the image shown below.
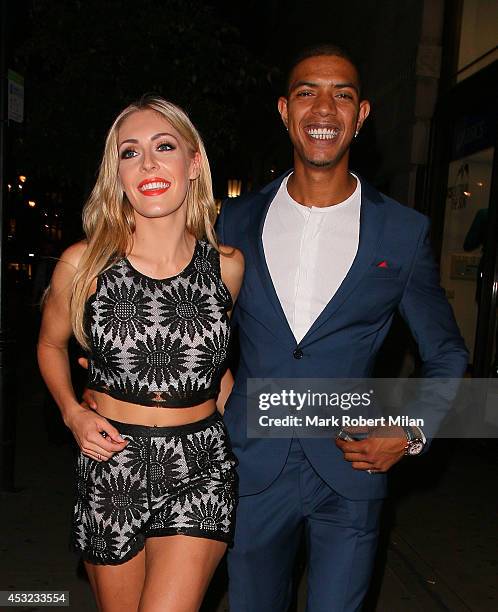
[411,425,426,444]
[402,425,426,456]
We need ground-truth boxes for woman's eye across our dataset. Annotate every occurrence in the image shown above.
[157,142,175,151]
[120,149,137,160]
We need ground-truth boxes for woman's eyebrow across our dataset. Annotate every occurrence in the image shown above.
[151,132,177,141]
[119,132,178,147]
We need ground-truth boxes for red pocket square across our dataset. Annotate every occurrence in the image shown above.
[376,260,388,268]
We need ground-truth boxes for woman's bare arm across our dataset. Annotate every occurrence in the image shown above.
[220,245,245,313]
[37,242,127,460]
[216,245,244,414]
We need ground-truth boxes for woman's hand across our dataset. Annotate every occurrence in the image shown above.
[65,406,128,462]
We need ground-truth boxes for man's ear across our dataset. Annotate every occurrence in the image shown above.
[356,100,370,133]
[189,151,201,180]
[277,96,289,130]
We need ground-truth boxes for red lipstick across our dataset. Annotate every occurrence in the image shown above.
[137,177,171,196]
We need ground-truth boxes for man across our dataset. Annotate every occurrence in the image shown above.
[216,44,468,611]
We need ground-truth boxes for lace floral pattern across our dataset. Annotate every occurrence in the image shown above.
[72,415,238,564]
[85,240,232,407]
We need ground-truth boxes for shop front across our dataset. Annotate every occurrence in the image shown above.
[430,35,498,376]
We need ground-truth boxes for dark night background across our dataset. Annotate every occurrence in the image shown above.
[6,0,382,253]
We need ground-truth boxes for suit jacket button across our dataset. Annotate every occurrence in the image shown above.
[293,348,304,360]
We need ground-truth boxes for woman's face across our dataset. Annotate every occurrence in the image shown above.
[117,108,200,220]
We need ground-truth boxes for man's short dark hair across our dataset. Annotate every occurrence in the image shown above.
[284,43,362,96]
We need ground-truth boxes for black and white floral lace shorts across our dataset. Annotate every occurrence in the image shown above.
[71,412,238,565]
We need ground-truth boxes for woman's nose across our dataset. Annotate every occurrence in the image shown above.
[141,152,159,171]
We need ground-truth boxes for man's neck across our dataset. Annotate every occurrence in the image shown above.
[287,160,357,208]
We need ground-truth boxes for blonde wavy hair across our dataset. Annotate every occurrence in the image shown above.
[71,95,218,349]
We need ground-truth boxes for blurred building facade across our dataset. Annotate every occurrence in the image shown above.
[348,0,498,375]
[5,175,63,294]
[427,0,498,375]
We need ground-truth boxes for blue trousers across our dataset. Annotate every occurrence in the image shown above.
[228,439,382,612]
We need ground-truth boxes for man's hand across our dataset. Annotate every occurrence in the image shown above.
[335,426,406,473]
[78,357,88,370]
[77,357,99,410]
[81,387,98,410]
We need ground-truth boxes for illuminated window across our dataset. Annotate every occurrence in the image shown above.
[227,179,242,198]
[457,0,498,82]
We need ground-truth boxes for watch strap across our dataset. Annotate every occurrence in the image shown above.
[402,426,425,456]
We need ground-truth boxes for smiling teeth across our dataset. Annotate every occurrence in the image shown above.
[307,128,339,140]
[139,181,170,191]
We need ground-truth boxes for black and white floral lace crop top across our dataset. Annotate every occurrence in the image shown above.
[84,240,232,408]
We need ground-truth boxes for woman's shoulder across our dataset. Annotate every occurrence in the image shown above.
[58,240,88,269]
[219,244,244,304]
[45,241,89,298]
[219,244,244,277]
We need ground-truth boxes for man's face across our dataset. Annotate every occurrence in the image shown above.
[278,55,370,170]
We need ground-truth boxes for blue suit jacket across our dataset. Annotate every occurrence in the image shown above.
[216,173,468,500]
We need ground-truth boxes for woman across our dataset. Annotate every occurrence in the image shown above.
[37,95,244,611]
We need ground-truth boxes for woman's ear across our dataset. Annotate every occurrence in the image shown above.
[189,151,202,180]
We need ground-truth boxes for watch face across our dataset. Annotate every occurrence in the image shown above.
[407,440,424,456]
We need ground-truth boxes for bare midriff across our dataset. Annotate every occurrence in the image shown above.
[92,391,217,426]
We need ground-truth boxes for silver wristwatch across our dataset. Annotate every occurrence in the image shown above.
[402,426,425,456]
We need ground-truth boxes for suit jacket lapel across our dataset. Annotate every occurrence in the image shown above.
[248,172,296,347]
[300,179,386,346]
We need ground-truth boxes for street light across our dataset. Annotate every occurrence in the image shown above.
[28,200,36,208]
[228,179,242,198]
